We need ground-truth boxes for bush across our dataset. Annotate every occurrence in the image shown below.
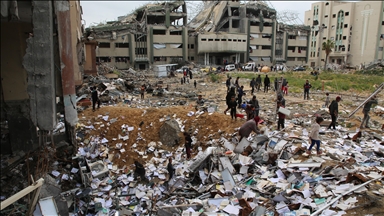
[209,73,220,82]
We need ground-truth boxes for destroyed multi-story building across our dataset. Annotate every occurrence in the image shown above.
[84,0,311,70]
[304,1,384,68]
[1,0,84,153]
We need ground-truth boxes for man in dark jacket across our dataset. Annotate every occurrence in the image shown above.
[328,96,341,130]
[303,80,312,100]
[256,75,262,91]
[226,77,232,92]
[250,78,256,94]
[91,87,100,111]
[264,75,270,93]
[237,86,245,108]
[274,78,278,91]
[360,96,378,129]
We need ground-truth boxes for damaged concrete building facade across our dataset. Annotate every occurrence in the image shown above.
[1,0,84,154]
[85,1,188,71]
[85,0,310,70]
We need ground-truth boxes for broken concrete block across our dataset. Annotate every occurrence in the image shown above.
[159,119,181,146]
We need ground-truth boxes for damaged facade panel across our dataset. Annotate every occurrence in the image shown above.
[1,0,84,153]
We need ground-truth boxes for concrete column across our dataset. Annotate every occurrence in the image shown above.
[54,1,78,129]
[165,5,170,28]
[149,27,154,64]
[23,0,57,131]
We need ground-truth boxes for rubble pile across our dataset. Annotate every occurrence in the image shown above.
[19,98,382,215]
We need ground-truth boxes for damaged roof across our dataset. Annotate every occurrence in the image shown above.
[86,0,185,34]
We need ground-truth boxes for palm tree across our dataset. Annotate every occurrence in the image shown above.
[322,39,335,70]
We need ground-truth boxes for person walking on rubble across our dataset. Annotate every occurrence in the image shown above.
[91,86,100,112]
[189,69,193,80]
[303,80,312,100]
[274,77,278,92]
[224,96,237,120]
[250,78,256,94]
[307,117,324,155]
[239,116,261,141]
[133,160,146,181]
[249,95,260,117]
[237,86,245,108]
[167,158,175,181]
[256,75,262,91]
[184,132,193,159]
[195,94,205,111]
[264,75,270,93]
[328,96,341,130]
[277,101,286,130]
[360,96,378,129]
[140,85,145,99]
[194,80,197,88]
[226,77,232,92]
[235,77,240,89]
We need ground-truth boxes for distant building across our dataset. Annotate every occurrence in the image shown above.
[84,1,310,70]
[304,1,384,68]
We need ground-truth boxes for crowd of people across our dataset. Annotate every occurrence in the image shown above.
[87,70,379,184]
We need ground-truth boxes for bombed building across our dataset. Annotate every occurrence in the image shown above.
[84,0,310,70]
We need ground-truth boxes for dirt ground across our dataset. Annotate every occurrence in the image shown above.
[79,72,383,215]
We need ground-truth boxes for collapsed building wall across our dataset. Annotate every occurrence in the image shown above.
[1,0,83,154]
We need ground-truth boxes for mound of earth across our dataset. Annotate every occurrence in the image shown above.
[78,106,244,168]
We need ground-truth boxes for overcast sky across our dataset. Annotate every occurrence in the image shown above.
[81,1,316,27]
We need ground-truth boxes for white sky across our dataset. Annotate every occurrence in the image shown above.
[80,1,316,27]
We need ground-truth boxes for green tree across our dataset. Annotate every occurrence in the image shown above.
[322,39,335,70]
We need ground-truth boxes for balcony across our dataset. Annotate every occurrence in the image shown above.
[153,47,182,56]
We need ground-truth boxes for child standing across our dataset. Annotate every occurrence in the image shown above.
[324,93,330,108]
[307,117,324,155]
[277,102,285,130]
[283,82,289,95]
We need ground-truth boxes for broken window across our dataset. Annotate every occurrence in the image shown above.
[264,22,272,27]
[153,44,166,49]
[98,42,110,48]
[250,34,259,39]
[232,20,240,28]
[115,57,130,62]
[170,31,182,35]
[147,16,165,25]
[288,35,296,40]
[115,43,129,48]
[170,44,182,48]
[208,39,213,41]
[221,39,226,41]
[333,14,336,18]
[190,44,195,49]
[262,34,272,39]
[228,39,232,41]
[250,21,260,26]
[215,39,220,41]
[153,30,166,35]
[96,57,111,63]
[233,39,237,42]
[343,36,347,40]
[262,46,271,50]
[154,56,167,61]
[190,56,194,61]
[344,24,348,28]
[201,38,207,41]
